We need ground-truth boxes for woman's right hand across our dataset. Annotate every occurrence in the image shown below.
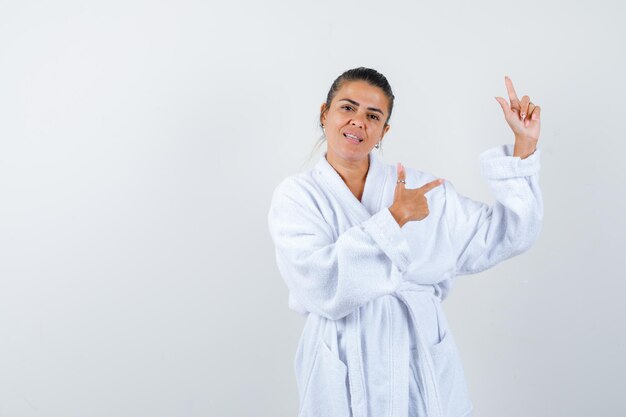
[389,162,445,227]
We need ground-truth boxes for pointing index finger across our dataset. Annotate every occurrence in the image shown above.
[419,178,445,194]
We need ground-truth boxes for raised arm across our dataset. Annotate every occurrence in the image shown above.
[267,178,411,320]
[444,144,543,275]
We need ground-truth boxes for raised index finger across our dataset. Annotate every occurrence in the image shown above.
[505,76,520,103]
[419,178,445,194]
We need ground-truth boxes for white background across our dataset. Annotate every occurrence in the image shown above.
[1,1,624,416]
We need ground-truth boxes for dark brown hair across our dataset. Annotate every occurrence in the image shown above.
[319,67,395,128]
[311,67,395,157]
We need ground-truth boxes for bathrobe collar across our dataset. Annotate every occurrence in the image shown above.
[314,151,388,221]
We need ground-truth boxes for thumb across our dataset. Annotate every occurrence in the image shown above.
[396,162,406,183]
[494,96,510,116]
[395,162,406,194]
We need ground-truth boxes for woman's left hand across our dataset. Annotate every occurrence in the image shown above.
[495,76,541,159]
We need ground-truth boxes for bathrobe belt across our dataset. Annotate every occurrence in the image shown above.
[344,281,444,417]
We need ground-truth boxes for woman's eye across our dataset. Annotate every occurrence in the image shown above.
[340,105,378,121]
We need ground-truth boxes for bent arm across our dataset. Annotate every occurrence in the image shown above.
[444,144,543,275]
[268,178,411,320]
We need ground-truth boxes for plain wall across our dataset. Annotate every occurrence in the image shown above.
[1,1,624,416]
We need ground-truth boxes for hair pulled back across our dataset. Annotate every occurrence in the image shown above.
[310,67,395,159]
[319,67,395,129]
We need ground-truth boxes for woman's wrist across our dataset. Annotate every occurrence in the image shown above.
[389,204,407,228]
[513,135,538,159]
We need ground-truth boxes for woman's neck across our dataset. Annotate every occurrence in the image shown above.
[325,152,370,200]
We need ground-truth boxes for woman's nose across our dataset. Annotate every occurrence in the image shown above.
[351,116,364,128]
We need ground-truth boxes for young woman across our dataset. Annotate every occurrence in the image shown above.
[268,67,542,417]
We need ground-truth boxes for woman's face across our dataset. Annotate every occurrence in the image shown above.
[320,80,391,165]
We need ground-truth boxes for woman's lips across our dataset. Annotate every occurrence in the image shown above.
[343,133,363,144]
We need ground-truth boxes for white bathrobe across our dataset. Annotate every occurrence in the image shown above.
[267,144,543,417]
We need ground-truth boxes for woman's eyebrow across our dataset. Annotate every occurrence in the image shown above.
[338,98,385,116]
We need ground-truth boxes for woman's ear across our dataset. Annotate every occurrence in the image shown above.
[382,123,391,138]
[320,103,327,126]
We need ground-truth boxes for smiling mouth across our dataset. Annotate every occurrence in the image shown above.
[343,133,364,143]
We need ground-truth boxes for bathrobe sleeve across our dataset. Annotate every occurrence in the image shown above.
[443,144,543,275]
[268,177,411,320]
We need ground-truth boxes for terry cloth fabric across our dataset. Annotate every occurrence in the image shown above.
[268,144,542,417]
